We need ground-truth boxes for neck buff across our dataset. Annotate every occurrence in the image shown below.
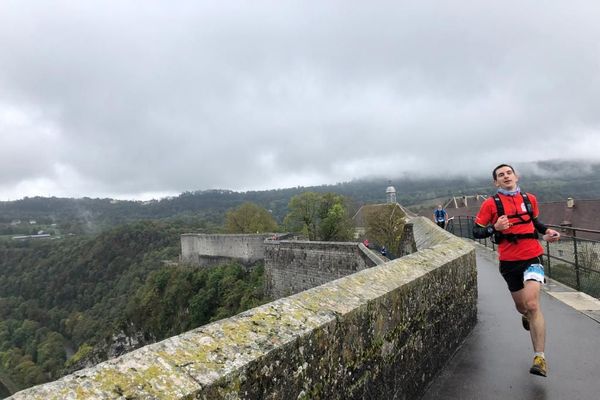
[497,186,521,196]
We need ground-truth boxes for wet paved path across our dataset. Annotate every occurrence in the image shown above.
[421,244,600,400]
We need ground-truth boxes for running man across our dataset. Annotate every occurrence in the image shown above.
[472,164,560,377]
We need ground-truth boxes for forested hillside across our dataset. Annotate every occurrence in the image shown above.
[0,220,269,394]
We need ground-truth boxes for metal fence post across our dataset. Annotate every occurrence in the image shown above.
[545,240,551,277]
[573,230,580,291]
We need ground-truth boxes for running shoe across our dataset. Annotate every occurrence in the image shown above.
[529,355,547,377]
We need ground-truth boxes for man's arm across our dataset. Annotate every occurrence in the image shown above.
[531,195,560,241]
[472,199,495,238]
[533,217,561,242]
[473,223,494,239]
[532,218,548,234]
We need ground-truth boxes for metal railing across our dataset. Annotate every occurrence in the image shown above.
[446,216,600,299]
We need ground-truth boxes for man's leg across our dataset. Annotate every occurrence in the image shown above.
[510,280,545,352]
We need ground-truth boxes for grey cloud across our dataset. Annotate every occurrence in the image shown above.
[1,1,600,199]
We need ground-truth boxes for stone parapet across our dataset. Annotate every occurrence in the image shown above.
[181,233,272,267]
[264,240,377,299]
[11,217,476,400]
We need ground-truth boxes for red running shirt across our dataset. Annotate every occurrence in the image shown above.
[475,193,544,261]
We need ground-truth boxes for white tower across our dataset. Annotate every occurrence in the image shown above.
[386,183,397,204]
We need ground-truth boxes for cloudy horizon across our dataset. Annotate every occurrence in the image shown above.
[2,1,600,201]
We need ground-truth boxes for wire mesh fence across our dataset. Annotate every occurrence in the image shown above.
[446,216,600,299]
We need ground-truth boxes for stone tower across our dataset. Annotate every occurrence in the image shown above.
[386,183,396,204]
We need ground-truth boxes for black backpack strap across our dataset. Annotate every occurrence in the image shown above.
[521,192,534,217]
[495,232,539,244]
[491,192,539,244]
[494,192,534,221]
[493,194,504,218]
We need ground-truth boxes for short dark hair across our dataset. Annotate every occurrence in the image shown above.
[492,164,515,180]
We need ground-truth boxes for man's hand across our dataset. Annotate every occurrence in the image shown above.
[494,215,511,231]
[543,229,561,242]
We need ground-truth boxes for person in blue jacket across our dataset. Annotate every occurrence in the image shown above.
[433,205,448,228]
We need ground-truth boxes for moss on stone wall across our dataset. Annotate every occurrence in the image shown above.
[10,217,476,400]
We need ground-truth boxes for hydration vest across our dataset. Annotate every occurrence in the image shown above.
[491,192,539,244]
[434,209,446,221]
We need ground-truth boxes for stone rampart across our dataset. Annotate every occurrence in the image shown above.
[264,240,381,299]
[11,217,476,400]
[181,233,272,267]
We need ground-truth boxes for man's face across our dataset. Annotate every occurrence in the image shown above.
[494,166,519,191]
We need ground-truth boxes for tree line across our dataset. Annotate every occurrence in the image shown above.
[223,192,404,249]
[4,161,599,237]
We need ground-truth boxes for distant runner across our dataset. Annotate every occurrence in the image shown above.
[472,164,560,377]
[433,204,448,229]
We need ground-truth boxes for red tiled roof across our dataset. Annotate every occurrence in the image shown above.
[537,199,600,235]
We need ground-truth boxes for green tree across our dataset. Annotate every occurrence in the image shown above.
[365,204,406,258]
[36,332,66,377]
[318,194,354,241]
[224,203,278,233]
[284,192,321,240]
[285,192,353,241]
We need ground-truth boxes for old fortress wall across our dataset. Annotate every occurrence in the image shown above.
[11,217,477,400]
[264,240,381,299]
[180,233,274,267]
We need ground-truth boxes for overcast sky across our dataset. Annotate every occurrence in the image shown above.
[1,1,600,200]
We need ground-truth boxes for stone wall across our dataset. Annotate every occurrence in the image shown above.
[180,227,411,301]
[264,240,381,299]
[11,217,477,400]
[180,233,273,267]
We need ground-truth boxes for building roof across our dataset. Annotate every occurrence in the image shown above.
[443,194,488,210]
[415,194,488,219]
[538,199,600,231]
[352,203,414,228]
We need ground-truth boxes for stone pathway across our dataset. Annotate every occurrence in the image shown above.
[421,244,600,400]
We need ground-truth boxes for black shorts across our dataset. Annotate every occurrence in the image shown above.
[499,256,544,292]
